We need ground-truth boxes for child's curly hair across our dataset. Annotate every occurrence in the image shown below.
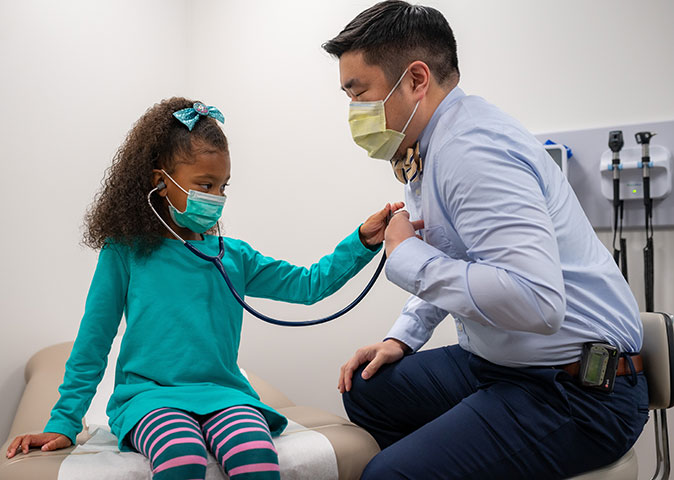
[83,97,229,256]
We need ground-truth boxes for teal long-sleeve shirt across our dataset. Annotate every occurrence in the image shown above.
[44,227,380,451]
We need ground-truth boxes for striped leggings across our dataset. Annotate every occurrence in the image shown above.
[129,406,280,480]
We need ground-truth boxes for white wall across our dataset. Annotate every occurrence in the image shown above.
[2,1,674,477]
[0,0,190,442]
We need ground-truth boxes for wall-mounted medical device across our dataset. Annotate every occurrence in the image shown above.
[535,120,674,230]
[544,143,568,178]
[599,142,672,201]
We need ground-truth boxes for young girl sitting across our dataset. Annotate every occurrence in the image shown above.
[6,97,400,480]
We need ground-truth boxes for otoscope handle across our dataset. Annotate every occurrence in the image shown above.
[644,238,654,312]
[620,238,628,281]
[613,179,620,208]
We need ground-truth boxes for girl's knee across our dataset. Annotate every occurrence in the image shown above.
[151,439,208,480]
[221,435,280,479]
[132,409,208,480]
[205,406,280,479]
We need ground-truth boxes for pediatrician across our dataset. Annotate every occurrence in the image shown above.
[324,1,649,479]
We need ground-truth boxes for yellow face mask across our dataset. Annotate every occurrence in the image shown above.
[348,68,420,161]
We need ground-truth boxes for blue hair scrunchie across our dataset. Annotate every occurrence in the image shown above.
[173,102,225,131]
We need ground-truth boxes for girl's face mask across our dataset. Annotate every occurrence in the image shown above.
[161,169,226,234]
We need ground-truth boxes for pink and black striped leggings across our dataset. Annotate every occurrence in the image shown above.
[129,406,280,480]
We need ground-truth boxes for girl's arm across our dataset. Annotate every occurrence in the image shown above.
[242,204,399,304]
[43,243,129,446]
[243,227,379,304]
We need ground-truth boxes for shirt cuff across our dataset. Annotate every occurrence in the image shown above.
[385,236,443,293]
[384,315,433,352]
[44,420,78,447]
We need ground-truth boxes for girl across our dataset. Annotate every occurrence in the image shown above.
[6,97,400,479]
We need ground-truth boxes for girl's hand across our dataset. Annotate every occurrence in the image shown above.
[6,432,71,458]
[359,202,405,247]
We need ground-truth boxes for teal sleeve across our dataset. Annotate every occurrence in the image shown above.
[243,226,382,304]
[44,243,128,445]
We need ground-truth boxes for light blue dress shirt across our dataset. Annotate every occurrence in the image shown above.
[385,87,641,367]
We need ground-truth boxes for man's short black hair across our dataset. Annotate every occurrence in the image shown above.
[322,1,459,86]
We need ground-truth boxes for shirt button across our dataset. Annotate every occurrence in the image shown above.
[456,322,464,332]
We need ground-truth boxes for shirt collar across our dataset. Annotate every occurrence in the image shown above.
[418,86,465,159]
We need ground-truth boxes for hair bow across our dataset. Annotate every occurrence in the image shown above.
[173,102,225,131]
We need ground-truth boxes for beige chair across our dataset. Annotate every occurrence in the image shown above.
[569,311,674,480]
[0,342,379,480]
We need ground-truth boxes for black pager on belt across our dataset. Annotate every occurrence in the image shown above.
[579,342,620,393]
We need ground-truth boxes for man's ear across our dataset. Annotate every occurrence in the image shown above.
[408,60,431,100]
[152,169,168,197]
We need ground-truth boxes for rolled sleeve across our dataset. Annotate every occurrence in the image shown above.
[385,294,450,352]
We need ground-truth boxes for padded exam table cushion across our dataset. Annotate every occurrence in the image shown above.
[0,342,379,480]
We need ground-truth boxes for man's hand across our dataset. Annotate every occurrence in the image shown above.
[338,339,410,393]
[385,211,424,256]
[359,202,406,248]
[6,432,71,458]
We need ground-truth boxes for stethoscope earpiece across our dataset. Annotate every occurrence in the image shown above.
[157,180,167,191]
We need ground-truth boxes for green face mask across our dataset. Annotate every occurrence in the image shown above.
[162,170,226,234]
[348,68,420,161]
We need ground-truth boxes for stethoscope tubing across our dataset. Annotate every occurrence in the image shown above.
[148,186,386,327]
[184,238,386,326]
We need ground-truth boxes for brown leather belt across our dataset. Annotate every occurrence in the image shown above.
[559,354,643,377]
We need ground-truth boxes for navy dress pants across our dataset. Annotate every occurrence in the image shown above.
[343,345,649,480]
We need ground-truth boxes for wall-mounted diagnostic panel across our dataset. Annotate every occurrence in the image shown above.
[536,120,674,229]
[599,145,672,201]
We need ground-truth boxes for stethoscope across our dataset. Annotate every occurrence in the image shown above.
[147,182,387,326]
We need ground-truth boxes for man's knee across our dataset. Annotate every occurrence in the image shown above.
[342,365,376,414]
[361,450,403,480]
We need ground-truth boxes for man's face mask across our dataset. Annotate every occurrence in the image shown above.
[348,68,420,161]
[161,169,226,234]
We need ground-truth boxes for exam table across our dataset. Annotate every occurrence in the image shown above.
[0,341,380,480]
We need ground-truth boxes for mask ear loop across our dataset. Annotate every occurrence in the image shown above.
[382,67,419,135]
[160,169,190,214]
[147,187,186,243]
[401,100,421,134]
[383,68,409,104]
[165,194,185,214]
